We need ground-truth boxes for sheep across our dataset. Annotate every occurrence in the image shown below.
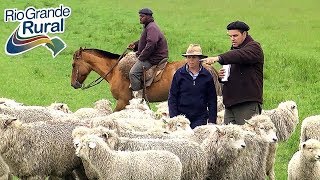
[288,139,320,180]
[217,95,224,112]
[216,110,225,125]
[0,156,9,180]
[239,115,278,180]
[73,99,113,119]
[154,101,169,119]
[0,114,85,179]
[0,98,23,107]
[155,96,224,120]
[74,126,206,180]
[91,115,193,140]
[48,102,72,113]
[0,103,78,123]
[199,124,247,180]
[162,115,193,135]
[72,126,105,180]
[107,98,155,119]
[90,97,161,133]
[76,134,183,180]
[261,100,299,141]
[300,115,320,143]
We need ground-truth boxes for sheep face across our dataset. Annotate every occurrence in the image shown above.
[278,101,299,120]
[155,111,168,120]
[73,126,119,151]
[155,101,169,119]
[301,139,320,162]
[215,126,246,150]
[49,103,71,113]
[163,115,193,133]
[75,135,102,159]
[245,115,278,143]
[72,126,92,149]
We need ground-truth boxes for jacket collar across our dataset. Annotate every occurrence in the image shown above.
[181,63,205,75]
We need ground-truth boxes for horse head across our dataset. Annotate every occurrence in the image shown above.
[71,47,92,89]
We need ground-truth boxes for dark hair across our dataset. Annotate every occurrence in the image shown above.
[226,21,250,32]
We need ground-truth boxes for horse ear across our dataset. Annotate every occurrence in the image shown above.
[80,47,83,51]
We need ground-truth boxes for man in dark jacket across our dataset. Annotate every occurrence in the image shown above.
[168,44,217,129]
[128,8,168,97]
[202,21,264,125]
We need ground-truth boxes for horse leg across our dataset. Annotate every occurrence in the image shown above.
[114,99,130,112]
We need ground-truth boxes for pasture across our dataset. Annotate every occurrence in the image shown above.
[1,0,320,179]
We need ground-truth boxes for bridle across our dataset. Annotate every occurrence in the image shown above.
[75,48,130,90]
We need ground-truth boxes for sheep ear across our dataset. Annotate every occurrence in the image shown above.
[216,126,225,136]
[244,120,255,127]
[59,104,64,109]
[4,118,17,128]
[106,132,119,150]
[216,126,222,133]
[162,118,168,124]
[302,143,307,149]
[88,141,96,149]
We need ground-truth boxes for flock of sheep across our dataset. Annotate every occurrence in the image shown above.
[0,96,319,180]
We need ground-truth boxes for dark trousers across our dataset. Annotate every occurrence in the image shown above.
[224,101,261,125]
[129,60,153,91]
[187,113,209,129]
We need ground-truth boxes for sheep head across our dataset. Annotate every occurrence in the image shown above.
[244,115,278,143]
[0,114,18,129]
[301,139,320,162]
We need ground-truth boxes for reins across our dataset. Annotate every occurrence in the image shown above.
[81,48,130,90]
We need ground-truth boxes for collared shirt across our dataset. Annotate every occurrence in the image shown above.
[186,65,202,80]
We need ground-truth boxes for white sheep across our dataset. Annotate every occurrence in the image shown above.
[155,101,169,119]
[72,126,107,180]
[90,98,162,133]
[300,115,320,143]
[0,114,86,179]
[48,102,72,113]
[217,95,224,112]
[107,98,155,119]
[91,115,193,140]
[0,103,78,123]
[261,100,299,141]
[216,110,225,125]
[288,139,320,180]
[239,115,278,180]
[76,134,182,180]
[162,115,193,135]
[0,156,9,180]
[155,96,223,120]
[198,124,247,180]
[74,126,206,180]
[74,99,113,119]
[0,97,23,107]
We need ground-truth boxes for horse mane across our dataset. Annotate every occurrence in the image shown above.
[83,48,121,59]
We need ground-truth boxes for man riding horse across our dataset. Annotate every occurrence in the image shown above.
[128,8,168,98]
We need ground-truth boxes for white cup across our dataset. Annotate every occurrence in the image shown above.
[221,64,231,82]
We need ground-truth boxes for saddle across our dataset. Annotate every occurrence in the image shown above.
[118,52,168,87]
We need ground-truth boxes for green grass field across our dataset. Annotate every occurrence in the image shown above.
[1,0,320,179]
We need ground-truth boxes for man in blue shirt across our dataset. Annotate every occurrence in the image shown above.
[168,44,217,129]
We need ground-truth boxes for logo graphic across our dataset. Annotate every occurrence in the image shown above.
[4,4,71,58]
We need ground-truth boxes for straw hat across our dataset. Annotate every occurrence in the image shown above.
[182,44,208,58]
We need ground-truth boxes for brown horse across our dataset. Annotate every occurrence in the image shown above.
[71,48,221,111]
